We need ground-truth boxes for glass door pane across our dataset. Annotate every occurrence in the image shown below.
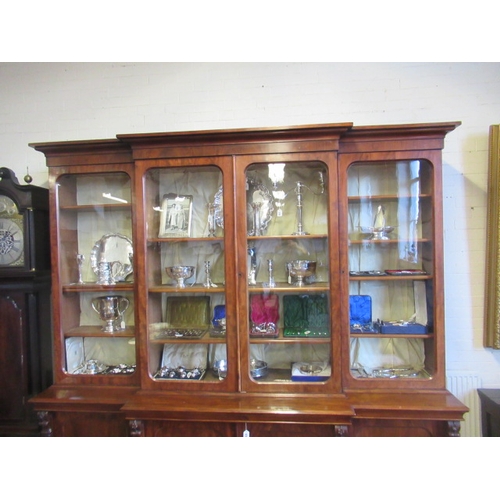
[243,161,332,385]
[144,166,228,384]
[347,160,436,380]
[57,172,136,378]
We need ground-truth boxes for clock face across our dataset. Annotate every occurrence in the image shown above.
[0,195,25,267]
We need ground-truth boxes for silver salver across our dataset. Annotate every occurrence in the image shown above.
[90,233,133,282]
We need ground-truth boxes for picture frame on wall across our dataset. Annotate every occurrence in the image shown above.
[158,194,193,238]
[484,124,500,349]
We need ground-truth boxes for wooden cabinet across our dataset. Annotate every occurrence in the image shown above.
[478,389,500,436]
[29,122,468,436]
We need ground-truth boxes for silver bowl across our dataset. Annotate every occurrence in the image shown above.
[288,260,317,286]
[360,226,395,240]
[299,363,324,375]
[250,359,268,378]
[212,359,227,379]
[165,265,195,288]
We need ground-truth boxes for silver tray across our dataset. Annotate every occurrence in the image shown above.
[166,296,210,328]
[73,360,136,375]
[150,327,208,339]
[90,233,133,282]
[154,366,206,380]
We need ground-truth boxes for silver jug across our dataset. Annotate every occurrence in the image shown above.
[96,261,124,285]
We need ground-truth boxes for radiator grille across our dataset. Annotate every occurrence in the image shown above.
[446,372,482,437]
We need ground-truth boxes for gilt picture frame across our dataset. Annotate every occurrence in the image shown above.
[158,194,193,238]
[485,124,500,348]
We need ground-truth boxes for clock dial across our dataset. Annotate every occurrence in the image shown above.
[0,194,18,216]
[0,218,24,266]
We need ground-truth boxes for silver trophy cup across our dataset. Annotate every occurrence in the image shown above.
[288,260,317,287]
[165,265,195,288]
[91,295,130,332]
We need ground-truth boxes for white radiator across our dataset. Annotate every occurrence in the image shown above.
[446,372,482,437]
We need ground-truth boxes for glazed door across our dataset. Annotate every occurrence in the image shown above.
[235,153,341,394]
[138,157,237,392]
[340,152,446,389]
[52,168,138,386]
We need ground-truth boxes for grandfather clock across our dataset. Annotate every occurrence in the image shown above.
[0,167,52,436]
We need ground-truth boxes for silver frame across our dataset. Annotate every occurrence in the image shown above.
[158,194,193,238]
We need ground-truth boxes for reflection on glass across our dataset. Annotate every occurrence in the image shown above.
[347,160,434,380]
[146,166,227,384]
[245,161,331,384]
[57,172,136,376]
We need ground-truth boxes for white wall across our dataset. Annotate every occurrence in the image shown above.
[2,62,499,435]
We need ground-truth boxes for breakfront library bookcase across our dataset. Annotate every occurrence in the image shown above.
[29,121,468,437]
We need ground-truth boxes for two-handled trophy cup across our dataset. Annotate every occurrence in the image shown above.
[91,295,130,333]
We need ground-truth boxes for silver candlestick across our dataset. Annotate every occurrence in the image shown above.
[76,254,85,284]
[293,181,308,235]
[263,259,276,288]
[203,260,217,288]
[269,172,325,235]
[207,202,216,237]
[248,245,257,285]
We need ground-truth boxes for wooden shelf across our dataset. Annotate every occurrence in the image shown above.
[248,282,330,293]
[250,335,331,344]
[149,335,226,345]
[348,194,432,202]
[247,234,328,241]
[149,285,226,293]
[63,283,134,292]
[64,326,135,337]
[350,332,433,339]
[349,238,432,245]
[349,274,432,281]
[149,237,225,244]
[60,203,132,211]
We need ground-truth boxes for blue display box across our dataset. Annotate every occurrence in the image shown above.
[349,295,372,324]
[378,321,428,334]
